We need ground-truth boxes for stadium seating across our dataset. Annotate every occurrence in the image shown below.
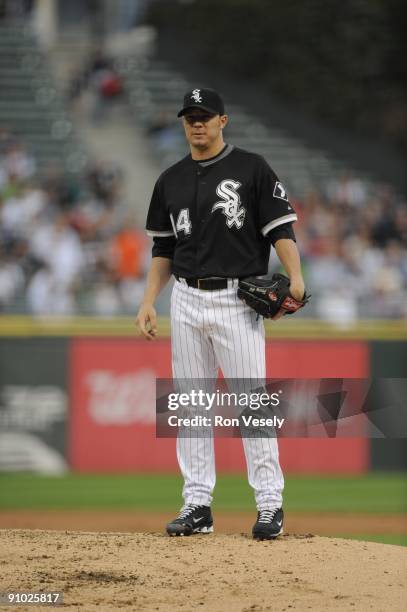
[0,22,87,175]
[118,56,347,198]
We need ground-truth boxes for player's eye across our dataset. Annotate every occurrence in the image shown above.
[185,114,215,124]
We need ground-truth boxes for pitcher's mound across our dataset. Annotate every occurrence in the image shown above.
[1,530,405,611]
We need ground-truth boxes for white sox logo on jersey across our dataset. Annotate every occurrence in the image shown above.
[212,179,246,229]
[191,89,202,103]
[273,181,289,202]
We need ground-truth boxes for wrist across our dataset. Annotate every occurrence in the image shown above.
[141,299,155,308]
[288,274,304,283]
[289,277,305,300]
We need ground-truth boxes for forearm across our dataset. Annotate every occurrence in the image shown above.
[274,239,303,281]
[142,257,172,305]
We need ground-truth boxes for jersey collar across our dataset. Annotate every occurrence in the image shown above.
[194,144,235,167]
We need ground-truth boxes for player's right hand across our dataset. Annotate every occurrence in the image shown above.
[136,303,157,341]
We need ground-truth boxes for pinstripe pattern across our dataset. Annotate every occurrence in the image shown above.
[170,279,284,510]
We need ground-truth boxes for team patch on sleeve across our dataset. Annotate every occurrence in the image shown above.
[273,182,289,202]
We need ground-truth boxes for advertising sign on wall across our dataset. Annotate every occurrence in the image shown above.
[0,339,68,473]
[69,339,177,471]
[69,338,369,473]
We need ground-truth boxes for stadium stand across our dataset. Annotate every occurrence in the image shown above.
[0,21,86,176]
[0,22,149,316]
[119,55,343,199]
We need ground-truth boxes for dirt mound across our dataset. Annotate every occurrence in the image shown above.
[0,530,405,611]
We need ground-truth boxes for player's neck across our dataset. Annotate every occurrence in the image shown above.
[190,139,226,161]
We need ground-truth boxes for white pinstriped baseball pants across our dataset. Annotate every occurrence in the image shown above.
[171,278,284,510]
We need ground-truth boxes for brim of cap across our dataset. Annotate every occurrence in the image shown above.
[177,104,220,117]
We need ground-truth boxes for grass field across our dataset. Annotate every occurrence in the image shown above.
[0,473,406,512]
[1,473,406,546]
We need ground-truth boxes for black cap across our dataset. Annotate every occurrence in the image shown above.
[177,88,225,117]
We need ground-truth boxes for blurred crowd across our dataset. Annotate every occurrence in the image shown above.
[0,129,149,316]
[0,0,33,21]
[0,130,406,320]
[68,48,124,124]
[292,175,407,323]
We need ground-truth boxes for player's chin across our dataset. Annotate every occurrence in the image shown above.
[190,136,208,148]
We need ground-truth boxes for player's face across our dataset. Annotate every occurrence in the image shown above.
[182,111,228,150]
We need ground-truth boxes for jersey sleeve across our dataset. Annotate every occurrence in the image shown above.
[255,157,298,237]
[152,235,176,259]
[268,222,296,247]
[145,177,175,238]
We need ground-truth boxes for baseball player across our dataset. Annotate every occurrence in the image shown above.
[136,88,306,540]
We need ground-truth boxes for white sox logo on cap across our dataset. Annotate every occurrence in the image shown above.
[212,179,246,229]
[178,88,224,116]
[191,89,202,103]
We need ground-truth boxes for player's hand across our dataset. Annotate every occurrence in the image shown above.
[289,278,305,301]
[136,302,157,340]
[271,278,305,321]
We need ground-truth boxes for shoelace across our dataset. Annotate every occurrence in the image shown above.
[258,509,278,524]
[178,504,201,519]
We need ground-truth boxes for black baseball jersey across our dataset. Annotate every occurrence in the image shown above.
[146,144,297,278]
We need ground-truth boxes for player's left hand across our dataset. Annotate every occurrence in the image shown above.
[271,278,305,320]
[289,278,305,302]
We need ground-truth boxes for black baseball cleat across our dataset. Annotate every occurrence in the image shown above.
[166,504,214,536]
[252,508,284,540]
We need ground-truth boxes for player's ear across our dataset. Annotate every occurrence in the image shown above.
[220,114,228,129]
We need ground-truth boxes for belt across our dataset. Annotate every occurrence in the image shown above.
[175,276,230,290]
